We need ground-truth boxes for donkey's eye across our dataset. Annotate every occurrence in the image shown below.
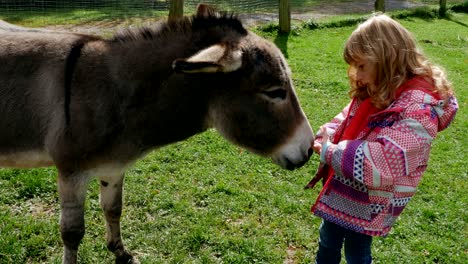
[261,88,287,100]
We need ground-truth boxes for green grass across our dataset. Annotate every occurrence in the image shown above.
[0,11,467,264]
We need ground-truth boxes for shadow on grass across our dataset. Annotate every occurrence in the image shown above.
[299,7,442,32]
[444,16,468,28]
[274,32,290,58]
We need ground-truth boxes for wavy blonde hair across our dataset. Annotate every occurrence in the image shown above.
[344,14,453,109]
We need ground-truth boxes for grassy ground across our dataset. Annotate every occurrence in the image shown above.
[0,11,466,264]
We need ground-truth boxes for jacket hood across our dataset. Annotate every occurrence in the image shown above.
[399,77,458,132]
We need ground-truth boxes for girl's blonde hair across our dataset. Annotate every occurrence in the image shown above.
[344,14,453,109]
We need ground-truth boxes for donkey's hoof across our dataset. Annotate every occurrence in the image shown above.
[115,252,139,264]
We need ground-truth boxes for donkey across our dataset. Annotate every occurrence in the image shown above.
[0,4,313,264]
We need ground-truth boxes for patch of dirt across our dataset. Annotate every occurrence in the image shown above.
[283,245,298,264]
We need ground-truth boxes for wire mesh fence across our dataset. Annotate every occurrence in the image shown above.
[1,0,278,13]
[0,0,465,25]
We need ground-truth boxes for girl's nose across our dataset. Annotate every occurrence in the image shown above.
[356,72,365,83]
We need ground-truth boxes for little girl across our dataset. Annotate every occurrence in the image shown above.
[306,14,458,263]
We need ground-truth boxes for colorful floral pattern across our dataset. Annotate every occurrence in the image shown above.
[311,78,458,236]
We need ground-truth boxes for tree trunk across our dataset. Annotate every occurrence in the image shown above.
[374,0,385,12]
[169,0,184,21]
[439,0,447,17]
[279,0,291,33]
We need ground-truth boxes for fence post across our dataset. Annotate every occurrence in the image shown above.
[279,0,291,33]
[439,0,447,17]
[374,0,385,12]
[169,0,184,20]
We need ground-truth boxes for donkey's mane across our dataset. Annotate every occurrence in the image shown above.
[111,12,247,43]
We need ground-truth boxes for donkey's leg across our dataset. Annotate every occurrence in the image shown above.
[58,171,90,264]
[99,174,138,264]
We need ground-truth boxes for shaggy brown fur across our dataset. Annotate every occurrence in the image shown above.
[0,4,313,263]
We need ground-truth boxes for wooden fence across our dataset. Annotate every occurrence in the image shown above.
[169,0,292,31]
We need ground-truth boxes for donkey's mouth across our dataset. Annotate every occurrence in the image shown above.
[285,158,306,170]
[271,119,314,170]
[273,147,312,170]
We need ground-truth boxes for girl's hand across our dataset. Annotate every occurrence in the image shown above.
[313,127,329,154]
[313,141,322,154]
[321,127,330,143]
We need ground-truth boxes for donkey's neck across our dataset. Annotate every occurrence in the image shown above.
[106,42,213,150]
[100,15,247,150]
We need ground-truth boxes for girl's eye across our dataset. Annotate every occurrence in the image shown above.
[261,88,287,100]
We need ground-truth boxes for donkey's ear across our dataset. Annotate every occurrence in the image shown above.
[172,44,243,73]
[196,3,217,17]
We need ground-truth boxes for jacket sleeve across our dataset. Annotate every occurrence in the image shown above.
[322,102,438,189]
[314,101,351,146]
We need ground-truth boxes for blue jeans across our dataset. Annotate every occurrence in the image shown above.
[315,220,373,264]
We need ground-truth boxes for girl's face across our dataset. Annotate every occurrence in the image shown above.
[352,58,376,93]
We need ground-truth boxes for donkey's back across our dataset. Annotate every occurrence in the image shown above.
[0,24,100,167]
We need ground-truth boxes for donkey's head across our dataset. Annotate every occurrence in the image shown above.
[172,5,314,170]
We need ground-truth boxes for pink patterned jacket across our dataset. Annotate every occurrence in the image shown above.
[311,77,458,236]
